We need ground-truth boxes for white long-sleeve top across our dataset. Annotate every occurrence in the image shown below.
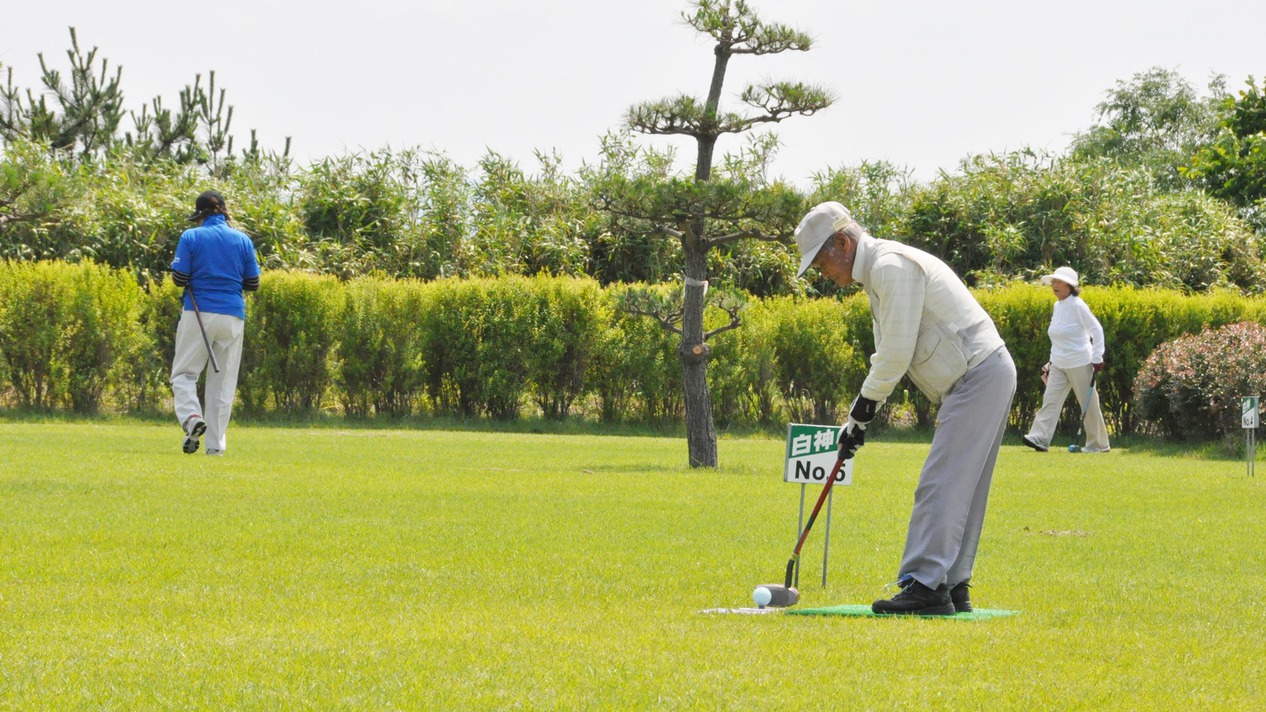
[1047,295,1105,369]
[852,233,1006,404]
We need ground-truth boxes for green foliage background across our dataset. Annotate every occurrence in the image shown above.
[4,133,1263,295]
[5,30,1266,445]
[3,66,1265,297]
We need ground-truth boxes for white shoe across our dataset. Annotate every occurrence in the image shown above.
[182,415,207,454]
[206,449,223,456]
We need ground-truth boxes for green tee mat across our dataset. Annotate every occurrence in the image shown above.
[786,604,1020,620]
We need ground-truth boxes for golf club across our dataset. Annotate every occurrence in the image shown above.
[753,453,847,607]
[187,285,220,374]
[1068,372,1097,453]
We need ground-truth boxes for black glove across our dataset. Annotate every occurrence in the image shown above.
[837,395,878,460]
[849,396,878,426]
[837,422,866,460]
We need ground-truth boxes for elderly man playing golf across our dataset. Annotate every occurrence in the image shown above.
[795,201,1016,616]
[1022,266,1109,454]
[169,190,260,456]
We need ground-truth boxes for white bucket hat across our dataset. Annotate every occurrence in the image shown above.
[1040,266,1080,288]
[794,201,856,278]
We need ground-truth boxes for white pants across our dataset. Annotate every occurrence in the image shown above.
[1025,364,1110,452]
[170,310,245,453]
[900,347,1016,589]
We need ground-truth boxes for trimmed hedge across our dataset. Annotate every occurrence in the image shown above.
[0,260,149,412]
[524,277,608,420]
[419,277,540,419]
[588,284,682,423]
[335,277,426,417]
[238,272,341,414]
[4,261,1266,439]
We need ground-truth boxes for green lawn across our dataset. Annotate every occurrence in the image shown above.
[1,421,1263,709]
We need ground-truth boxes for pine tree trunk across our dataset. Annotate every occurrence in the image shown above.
[680,340,717,467]
[679,230,717,468]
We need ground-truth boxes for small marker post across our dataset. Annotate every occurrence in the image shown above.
[1244,396,1259,477]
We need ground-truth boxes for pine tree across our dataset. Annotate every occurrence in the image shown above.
[598,0,833,467]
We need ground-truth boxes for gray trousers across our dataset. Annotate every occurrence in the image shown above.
[900,347,1016,589]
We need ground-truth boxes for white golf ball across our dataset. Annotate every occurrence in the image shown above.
[752,586,773,608]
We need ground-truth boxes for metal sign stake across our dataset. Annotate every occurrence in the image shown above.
[1243,396,1259,478]
[822,488,833,588]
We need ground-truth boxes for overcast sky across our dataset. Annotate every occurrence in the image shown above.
[3,0,1263,185]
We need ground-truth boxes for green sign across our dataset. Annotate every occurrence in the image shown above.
[1243,396,1259,429]
[784,423,852,485]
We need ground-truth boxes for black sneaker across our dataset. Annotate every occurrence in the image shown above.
[1021,435,1048,452]
[872,579,955,616]
[950,580,972,613]
[182,416,207,454]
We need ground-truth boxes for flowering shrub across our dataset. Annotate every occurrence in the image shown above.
[1133,321,1266,441]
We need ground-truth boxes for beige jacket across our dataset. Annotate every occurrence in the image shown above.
[852,233,1005,404]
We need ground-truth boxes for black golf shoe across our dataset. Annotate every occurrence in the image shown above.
[1021,435,1048,452]
[182,415,207,454]
[950,580,972,613]
[872,580,955,616]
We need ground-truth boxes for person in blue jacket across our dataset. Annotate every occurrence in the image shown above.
[169,190,260,455]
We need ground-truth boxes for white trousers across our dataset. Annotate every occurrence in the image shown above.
[1025,364,1110,452]
[900,347,1016,589]
[170,310,245,453]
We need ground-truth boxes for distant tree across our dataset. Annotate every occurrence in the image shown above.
[0,27,284,172]
[583,130,684,286]
[0,28,124,157]
[0,138,80,248]
[468,150,598,278]
[1184,76,1266,230]
[595,0,833,467]
[1070,67,1225,189]
[1,137,313,285]
[415,153,473,279]
[806,160,916,296]
[298,149,423,279]
[889,149,1263,292]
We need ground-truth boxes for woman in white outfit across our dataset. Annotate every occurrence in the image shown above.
[1022,266,1110,453]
